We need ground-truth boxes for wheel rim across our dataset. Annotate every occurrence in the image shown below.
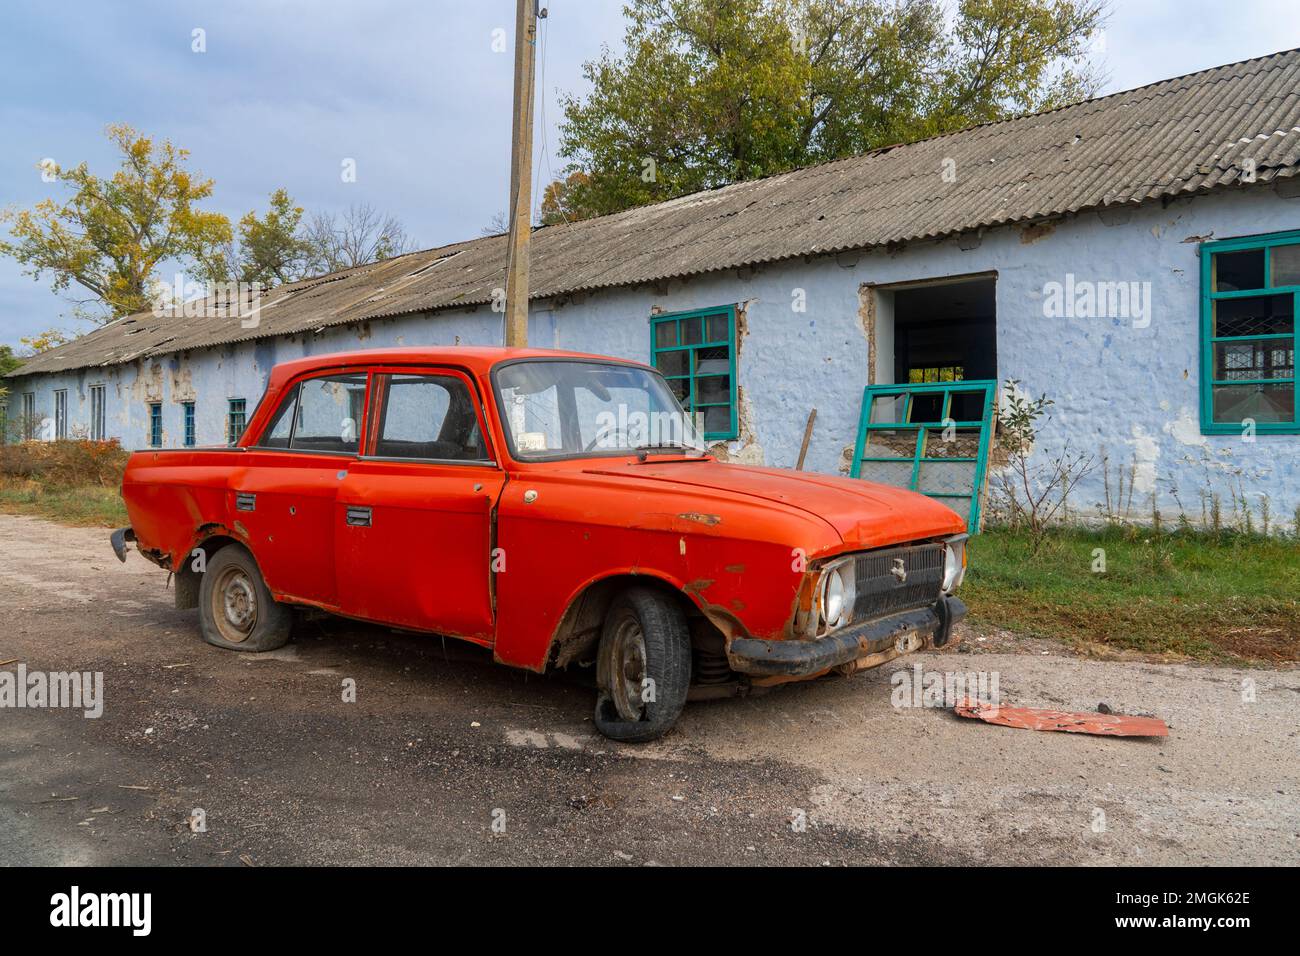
[212,566,257,643]
[608,614,648,721]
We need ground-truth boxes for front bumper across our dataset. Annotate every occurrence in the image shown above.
[726,596,967,679]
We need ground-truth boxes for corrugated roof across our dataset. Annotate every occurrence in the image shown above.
[12,47,1300,378]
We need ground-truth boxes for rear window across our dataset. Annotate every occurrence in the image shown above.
[257,374,367,453]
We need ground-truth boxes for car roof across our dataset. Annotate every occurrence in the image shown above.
[266,345,653,388]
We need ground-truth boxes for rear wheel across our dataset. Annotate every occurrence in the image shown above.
[198,545,292,652]
[593,587,691,742]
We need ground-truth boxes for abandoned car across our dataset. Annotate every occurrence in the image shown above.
[113,347,968,741]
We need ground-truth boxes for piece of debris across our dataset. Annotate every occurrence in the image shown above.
[954,699,1169,737]
[1097,702,1112,714]
[239,853,256,867]
[117,784,151,791]
[0,659,19,667]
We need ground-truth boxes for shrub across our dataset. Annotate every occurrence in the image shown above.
[0,439,130,488]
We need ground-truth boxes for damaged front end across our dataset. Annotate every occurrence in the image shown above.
[728,534,968,679]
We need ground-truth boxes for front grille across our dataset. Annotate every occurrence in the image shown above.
[852,542,944,620]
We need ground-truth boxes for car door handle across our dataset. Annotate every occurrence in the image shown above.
[345,506,372,527]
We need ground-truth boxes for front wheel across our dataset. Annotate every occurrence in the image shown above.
[593,587,691,742]
[198,544,292,652]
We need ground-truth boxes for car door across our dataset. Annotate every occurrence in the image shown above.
[334,367,505,643]
[231,371,368,608]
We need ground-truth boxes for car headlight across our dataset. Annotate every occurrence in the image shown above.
[942,534,968,593]
[817,558,856,632]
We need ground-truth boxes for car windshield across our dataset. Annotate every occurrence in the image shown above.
[495,359,707,460]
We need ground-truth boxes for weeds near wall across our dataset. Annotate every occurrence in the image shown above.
[988,380,1096,553]
[0,439,130,526]
[0,439,129,486]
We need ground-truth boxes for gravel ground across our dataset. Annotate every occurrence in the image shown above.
[1,512,1296,866]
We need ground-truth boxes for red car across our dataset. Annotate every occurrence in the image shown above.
[114,347,968,741]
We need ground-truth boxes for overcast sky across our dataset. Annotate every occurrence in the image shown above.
[2,0,1298,348]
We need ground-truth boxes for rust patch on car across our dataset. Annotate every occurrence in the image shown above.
[724,564,745,574]
[678,512,722,526]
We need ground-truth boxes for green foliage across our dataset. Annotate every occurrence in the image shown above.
[0,345,21,377]
[206,188,314,286]
[0,124,233,321]
[966,525,1300,663]
[555,0,1108,218]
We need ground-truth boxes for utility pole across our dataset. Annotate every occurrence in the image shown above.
[504,0,543,347]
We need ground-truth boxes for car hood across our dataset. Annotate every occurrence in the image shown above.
[579,458,965,548]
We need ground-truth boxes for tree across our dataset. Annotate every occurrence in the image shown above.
[0,345,20,411]
[481,211,509,237]
[0,124,232,321]
[556,0,1108,218]
[539,171,600,225]
[19,330,73,354]
[304,204,413,274]
[0,345,21,376]
[202,188,315,286]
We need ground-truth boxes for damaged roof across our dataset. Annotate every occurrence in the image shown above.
[12,47,1300,378]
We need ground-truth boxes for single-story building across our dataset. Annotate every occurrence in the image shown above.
[7,48,1300,530]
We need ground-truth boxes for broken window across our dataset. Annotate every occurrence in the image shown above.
[650,306,737,441]
[1203,232,1300,433]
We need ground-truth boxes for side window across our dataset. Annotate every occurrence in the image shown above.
[290,374,367,453]
[650,306,738,440]
[374,374,487,461]
[260,385,299,448]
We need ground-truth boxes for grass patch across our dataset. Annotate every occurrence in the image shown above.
[964,526,1300,664]
[0,481,128,527]
[0,440,130,527]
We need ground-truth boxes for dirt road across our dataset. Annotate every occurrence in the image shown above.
[1,513,1296,866]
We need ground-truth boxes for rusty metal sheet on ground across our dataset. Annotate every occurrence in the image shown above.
[954,700,1169,737]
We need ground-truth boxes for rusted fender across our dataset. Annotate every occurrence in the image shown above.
[953,699,1169,737]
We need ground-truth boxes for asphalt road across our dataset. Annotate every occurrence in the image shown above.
[1,513,1296,866]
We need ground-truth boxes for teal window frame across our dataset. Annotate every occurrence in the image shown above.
[183,401,196,447]
[851,380,998,533]
[649,305,738,441]
[148,402,163,448]
[227,399,247,446]
[1199,229,1300,434]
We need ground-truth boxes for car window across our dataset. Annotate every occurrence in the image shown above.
[495,360,704,460]
[260,385,299,448]
[374,374,487,461]
[289,374,367,453]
